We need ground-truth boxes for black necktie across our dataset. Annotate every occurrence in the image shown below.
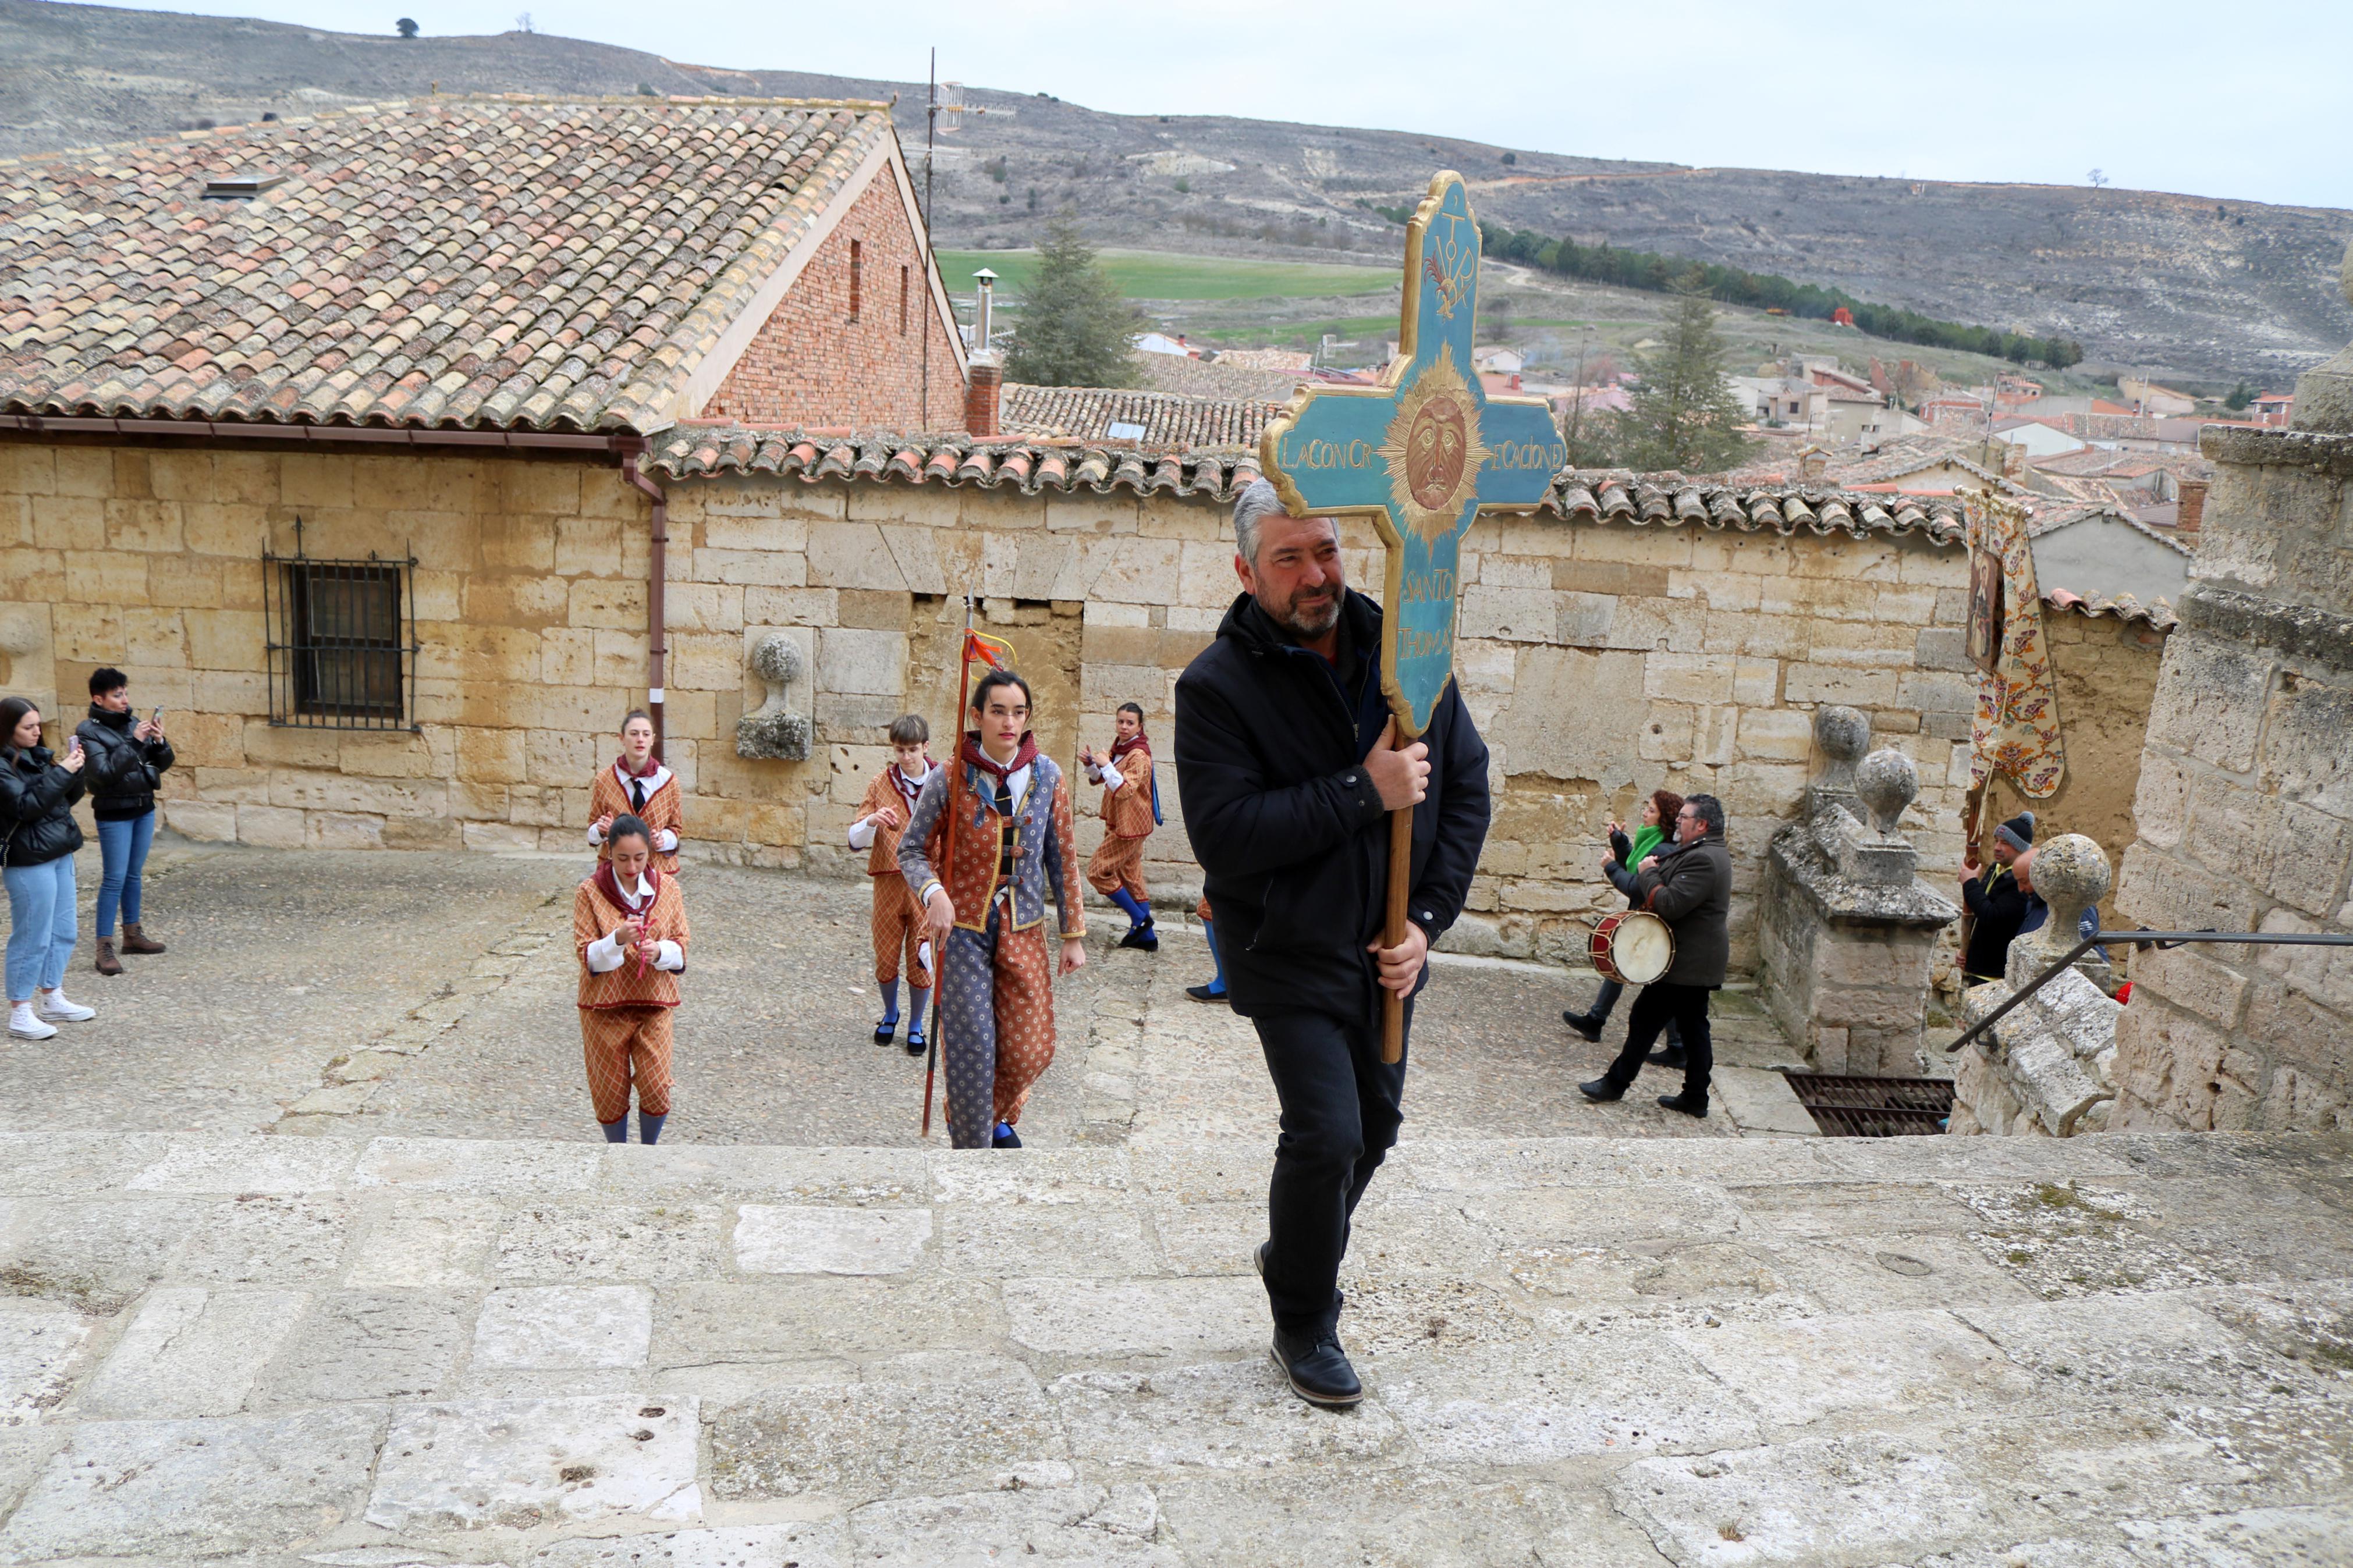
[631,777,646,813]
[994,776,1016,879]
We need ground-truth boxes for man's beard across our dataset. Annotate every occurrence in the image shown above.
[1264,584,1341,641]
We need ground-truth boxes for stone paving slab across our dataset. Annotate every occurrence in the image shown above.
[0,1126,2347,1563]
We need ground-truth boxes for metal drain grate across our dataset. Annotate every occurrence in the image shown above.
[1783,1073,1955,1138]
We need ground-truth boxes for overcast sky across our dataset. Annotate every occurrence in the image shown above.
[109,0,2353,211]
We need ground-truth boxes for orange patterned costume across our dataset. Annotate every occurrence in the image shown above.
[855,762,934,988]
[590,759,684,876]
[897,735,1081,1149]
[1084,741,1157,904]
[573,865,691,1128]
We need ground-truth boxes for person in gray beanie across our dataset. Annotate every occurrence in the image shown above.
[1960,810,2034,984]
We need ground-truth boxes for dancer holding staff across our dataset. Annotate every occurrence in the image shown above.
[899,631,1085,1149]
[588,710,682,874]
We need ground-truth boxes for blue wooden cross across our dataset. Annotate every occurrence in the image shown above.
[1260,171,1566,738]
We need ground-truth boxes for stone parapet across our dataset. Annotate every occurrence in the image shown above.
[2111,304,2353,1130]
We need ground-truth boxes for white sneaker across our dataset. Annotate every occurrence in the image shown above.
[7,1005,55,1040]
[35,991,93,1023]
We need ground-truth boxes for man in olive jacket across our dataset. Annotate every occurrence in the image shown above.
[1580,793,1731,1117]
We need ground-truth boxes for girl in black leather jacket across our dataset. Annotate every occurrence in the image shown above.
[0,697,94,1039]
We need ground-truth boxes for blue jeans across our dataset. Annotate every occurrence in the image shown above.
[95,811,156,938]
[4,856,77,999]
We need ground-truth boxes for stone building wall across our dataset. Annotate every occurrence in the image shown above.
[701,177,967,432]
[0,437,1992,971]
[2109,424,2353,1132]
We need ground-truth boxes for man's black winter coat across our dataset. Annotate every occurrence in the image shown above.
[1961,864,2029,980]
[1174,588,1491,1022]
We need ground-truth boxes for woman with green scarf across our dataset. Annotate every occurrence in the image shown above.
[1564,787,1686,1062]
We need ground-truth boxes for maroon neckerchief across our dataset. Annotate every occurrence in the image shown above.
[889,755,933,808]
[616,751,662,780]
[591,861,663,976]
[959,730,1038,787]
[1109,730,1151,765]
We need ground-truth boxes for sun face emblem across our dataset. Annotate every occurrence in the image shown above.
[1380,347,1488,544]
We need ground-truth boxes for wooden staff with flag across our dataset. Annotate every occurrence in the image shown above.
[1259,170,1565,1061]
[919,603,1018,1136]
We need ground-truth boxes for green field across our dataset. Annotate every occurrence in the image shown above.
[936,248,1395,303]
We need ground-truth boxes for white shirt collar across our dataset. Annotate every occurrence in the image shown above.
[616,759,673,795]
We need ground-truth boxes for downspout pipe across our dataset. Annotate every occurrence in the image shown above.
[616,442,670,761]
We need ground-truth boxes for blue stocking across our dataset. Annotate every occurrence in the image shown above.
[601,1119,629,1144]
[638,1111,666,1145]
[877,979,900,1025]
[1109,888,1151,928]
[1203,918,1228,995]
[907,986,930,1033]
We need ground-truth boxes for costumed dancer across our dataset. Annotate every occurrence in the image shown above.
[1186,893,1229,1004]
[849,714,937,1055]
[588,710,682,874]
[899,667,1085,1150]
[1080,701,1161,951]
[573,814,690,1144]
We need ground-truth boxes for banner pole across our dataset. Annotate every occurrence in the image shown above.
[1380,770,1412,1063]
[921,595,977,1138]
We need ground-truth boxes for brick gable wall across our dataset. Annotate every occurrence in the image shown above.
[703,177,966,431]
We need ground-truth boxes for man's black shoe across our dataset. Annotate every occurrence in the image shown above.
[1658,1093,1710,1118]
[1186,983,1229,1003]
[1252,1240,1269,1278]
[992,1120,1023,1148]
[1578,1078,1625,1103]
[1118,922,1159,951]
[905,1026,927,1058]
[1562,1010,1603,1044]
[1269,1327,1362,1407]
[1647,1047,1688,1069]
[872,1019,897,1044]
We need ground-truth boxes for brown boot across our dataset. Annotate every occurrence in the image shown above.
[94,938,122,976]
[119,923,165,955]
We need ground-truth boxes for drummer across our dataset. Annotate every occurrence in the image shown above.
[1563,787,1684,1063]
[1577,794,1731,1118]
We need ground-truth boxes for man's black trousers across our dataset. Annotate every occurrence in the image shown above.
[1250,1002,1410,1337]
[1605,981,1714,1100]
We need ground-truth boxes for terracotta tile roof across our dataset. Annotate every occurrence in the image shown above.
[0,95,895,433]
[647,424,1970,544]
[2029,503,2196,558]
[2042,587,2178,631]
[999,384,1284,449]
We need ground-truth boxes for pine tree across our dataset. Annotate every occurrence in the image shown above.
[1606,269,1755,474]
[1003,214,1143,388]
[2224,379,2253,411]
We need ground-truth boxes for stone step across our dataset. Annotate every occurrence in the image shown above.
[3,1126,2351,1565]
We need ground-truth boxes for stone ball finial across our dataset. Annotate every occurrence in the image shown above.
[1854,747,1919,837]
[1815,705,1869,764]
[750,632,803,686]
[2027,833,2111,959]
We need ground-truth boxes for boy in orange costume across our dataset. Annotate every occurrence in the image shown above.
[900,669,1085,1150]
[573,814,690,1143]
[1080,701,1160,951]
[849,713,936,1055]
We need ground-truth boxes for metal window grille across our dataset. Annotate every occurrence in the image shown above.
[262,521,418,730]
[1783,1073,1955,1138]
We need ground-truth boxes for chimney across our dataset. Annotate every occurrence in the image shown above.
[2000,440,2026,480]
[964,353,1002,438]
[2175,477,2206,538]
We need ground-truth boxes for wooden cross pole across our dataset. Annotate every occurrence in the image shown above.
[1259,171,1565,1062]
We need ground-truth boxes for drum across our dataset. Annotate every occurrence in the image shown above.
[1589,910,1674,985]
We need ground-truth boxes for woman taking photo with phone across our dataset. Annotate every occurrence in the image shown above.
[0,698,94,1040]
[74,668,175,976]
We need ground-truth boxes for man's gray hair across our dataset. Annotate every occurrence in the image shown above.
[1685,793,1726,837]
[1231,478,1289,568]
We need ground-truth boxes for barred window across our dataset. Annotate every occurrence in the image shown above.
[264,525,417,730]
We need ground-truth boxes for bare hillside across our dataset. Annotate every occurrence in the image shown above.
[3,0,2347,379]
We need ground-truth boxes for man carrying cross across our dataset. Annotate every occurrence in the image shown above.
[1175,479,1490,1406]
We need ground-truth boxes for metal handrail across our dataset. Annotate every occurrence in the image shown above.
[1945,929,2353,1055]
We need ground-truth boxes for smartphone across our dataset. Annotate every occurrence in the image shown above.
[151,706,164,723]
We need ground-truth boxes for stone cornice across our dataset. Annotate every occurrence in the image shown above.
[2180,584,2353,670]
[2199,425,2353,478]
